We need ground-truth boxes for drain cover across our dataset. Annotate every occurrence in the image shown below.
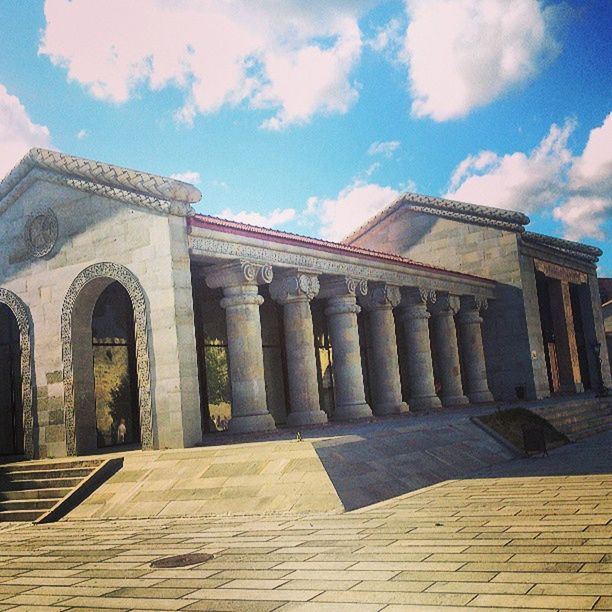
[150,552,213,568]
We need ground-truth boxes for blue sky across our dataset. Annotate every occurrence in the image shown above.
[1,0,611,272]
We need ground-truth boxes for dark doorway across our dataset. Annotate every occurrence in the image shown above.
[536,272,560,394]
[0,304,23,456]
[311,300,336,418]
[91,282,140,448]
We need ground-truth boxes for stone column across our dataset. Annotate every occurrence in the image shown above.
[360,284,409,415]
[457,296,494,403]
[398,288,441,410]
[429,293,469,406]
[319,277,373,421]
[204,260,276,433]
[270,271,328,427]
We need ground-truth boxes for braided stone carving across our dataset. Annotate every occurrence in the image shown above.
[0,288,33,459]
[61,263,153,455]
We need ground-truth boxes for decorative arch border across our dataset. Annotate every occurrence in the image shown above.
[0,288,34,459]
[61,262,153,455]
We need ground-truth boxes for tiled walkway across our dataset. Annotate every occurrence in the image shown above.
[1,472,611,611]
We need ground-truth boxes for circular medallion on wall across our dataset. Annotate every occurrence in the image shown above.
[24,208,59,258]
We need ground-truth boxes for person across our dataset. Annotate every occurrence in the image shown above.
[117,417,127,443]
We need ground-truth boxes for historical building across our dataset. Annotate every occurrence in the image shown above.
[1,149,610,459]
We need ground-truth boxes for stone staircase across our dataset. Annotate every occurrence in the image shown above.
[0,459,106,522]
[531,397,612,441]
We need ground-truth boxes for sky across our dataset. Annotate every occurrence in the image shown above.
[1,0,611,273]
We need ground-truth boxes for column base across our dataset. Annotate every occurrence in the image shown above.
[332,402,373,421]
[372,401,409,416]
[286,409,328,427]
[467,390,495,403]
[228,413,277,434]
[440,394,470,407]
[409,395,442,411]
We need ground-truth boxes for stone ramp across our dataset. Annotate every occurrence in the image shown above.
[67,439,344,520]
[311,413,515,510]
[66,408,518,519]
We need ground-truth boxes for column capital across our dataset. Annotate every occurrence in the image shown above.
[204,260,273,289]
[429,293,461,316]
[458,295,487,323]
[360,283,401,311]
[401,286,437,307]
[270,270,320,304]
[319,276,368,299]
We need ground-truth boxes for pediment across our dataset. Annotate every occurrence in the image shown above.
[0,148,201,218]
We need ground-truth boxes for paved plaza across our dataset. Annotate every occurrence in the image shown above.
[0,435,611,612]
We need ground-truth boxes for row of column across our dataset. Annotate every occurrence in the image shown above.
[204,260,493,434]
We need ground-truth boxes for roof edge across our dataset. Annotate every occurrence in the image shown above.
[188,213,496,286]
[0,148,202,208]
[522,231,602,262]
[343,192,530,243]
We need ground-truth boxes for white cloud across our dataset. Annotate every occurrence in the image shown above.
[219,207,296,228]
[0,84,51,178]
[306,180,399,240]
[170,171,201,185]
[368,140,400,157]
[447,119,574,213]
[76,128,87,139]
[40,0,371,129]
[402,0,560,121]
[447,113,612,242]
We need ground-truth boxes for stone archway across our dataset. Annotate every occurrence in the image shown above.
[62,263,153,455]
[0,288,34,459]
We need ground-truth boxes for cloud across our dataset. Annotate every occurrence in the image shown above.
[40,0,371,130]
[0,84,51,178]
[447,113,612,242]
[402,0,560,121]
[368,140,400,157]
[76,128,87,139]
[306,180,399,240]
[170,171,201,184]
[447,119,574,213]
[219,207,296,228]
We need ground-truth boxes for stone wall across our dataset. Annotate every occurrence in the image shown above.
[0,178,201,457]
[350,208,546,401]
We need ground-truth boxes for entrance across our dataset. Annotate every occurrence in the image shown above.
[0,303,23,456]
[91,282,140,448]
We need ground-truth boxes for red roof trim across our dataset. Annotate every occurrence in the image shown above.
[188,214,495,285]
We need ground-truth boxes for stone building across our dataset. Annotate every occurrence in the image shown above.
[0,149,610,459]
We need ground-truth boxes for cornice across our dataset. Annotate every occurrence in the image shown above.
[0,148,200,217]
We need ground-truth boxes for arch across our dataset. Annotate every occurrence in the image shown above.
[62,263,153,455]
[0,288,34,459]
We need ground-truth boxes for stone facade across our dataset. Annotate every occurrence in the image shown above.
[0,150,609,459]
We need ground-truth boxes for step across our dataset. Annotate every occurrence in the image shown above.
[0,487,71,501]
[0,498,58,511]
[0,477,84,491]
[0,509,45,522]
[0,459,103,473]
[0,467,94,480]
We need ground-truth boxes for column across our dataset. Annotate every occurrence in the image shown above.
[360,283,409,415]
[319,277,373,421]
[398,288,441,410]
[204,260,276,433]
[270,271,328,427]
[456,296,494,403]
[548,279,583,393]
[429,293,469,406]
